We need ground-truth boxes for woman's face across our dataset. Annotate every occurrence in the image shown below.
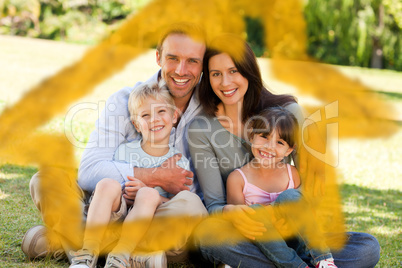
[208,53,249,107]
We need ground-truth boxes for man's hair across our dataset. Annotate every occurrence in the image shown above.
[128,80,176,122]
[247,106,299,148]
[156,22,207,54]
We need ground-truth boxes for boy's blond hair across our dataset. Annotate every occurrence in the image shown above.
[128,80,175,122]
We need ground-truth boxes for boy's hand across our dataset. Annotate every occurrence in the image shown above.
[123,176,146,200]
[133,154,193,195]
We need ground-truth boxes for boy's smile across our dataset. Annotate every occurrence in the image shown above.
[133,98,177,153]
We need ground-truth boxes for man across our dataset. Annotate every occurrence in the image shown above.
[22,23,208,267]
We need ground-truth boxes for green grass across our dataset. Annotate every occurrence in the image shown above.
[1,160,401,267]
[1,36,402,267]
[341,184,402,266]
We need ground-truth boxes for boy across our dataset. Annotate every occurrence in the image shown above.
[70,80,190,268]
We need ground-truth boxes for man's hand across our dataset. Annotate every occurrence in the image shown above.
[134,154,193,195]
[123,176,146,203]
[223,204,267,240]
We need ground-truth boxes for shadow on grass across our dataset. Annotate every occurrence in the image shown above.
[340,184,401,266]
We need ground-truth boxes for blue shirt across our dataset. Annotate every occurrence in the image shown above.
[114,139,191,198]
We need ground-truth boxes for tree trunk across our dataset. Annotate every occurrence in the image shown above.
[371,4,384,69]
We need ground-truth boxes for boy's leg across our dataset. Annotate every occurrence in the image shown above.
[136,190,208,261]
[110,187,162,257]
[82,178,124,254]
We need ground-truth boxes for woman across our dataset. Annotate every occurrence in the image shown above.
[188,34,380,267]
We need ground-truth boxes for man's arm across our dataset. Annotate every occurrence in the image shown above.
[133,154,193,194]
[78,87,138,192]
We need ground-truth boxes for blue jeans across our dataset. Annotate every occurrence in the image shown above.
[249,189,332,268]
[197,232,380,267]
[194,190,380,267]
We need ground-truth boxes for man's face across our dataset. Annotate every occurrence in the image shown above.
[156,34,206,102]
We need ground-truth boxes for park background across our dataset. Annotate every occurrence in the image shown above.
[0,0,401,267]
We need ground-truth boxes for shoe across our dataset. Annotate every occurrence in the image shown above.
[131,251,167,268]
[217,263,232,268]
[69,249,98,268]
[316,259,338,268]
[105,253,130,268]
[21,225,66,260]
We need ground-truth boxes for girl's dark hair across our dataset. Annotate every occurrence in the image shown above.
[248,107,299,148]
[199,34,296,123]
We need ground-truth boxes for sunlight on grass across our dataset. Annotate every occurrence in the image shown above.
[337,128,402,191]
[0,172,21,180]
[370,226,401,236]
[0,189,10,199]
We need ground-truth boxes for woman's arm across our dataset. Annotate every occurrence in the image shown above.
[188,117,227,214]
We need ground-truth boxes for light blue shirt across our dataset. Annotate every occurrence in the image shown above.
[114,139,191,198]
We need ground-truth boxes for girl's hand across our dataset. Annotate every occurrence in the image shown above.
[223,204,267,240]
[123,176,146,201]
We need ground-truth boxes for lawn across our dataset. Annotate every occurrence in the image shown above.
[0,35,401,267]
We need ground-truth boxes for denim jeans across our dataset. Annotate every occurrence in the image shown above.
[248,189,332,268]
[195,188,380,267]
[197,231,380,268]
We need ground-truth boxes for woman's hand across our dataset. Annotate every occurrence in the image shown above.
[223,204,267,240]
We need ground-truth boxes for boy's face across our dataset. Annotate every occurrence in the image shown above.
[133,98,177,147]
[251,128,293,167]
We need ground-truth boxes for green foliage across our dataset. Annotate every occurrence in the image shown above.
[245,16,265,57]
[1,0,401,71]
[305,0,402,71]
[0,0,41,37]
[0,0,149,44]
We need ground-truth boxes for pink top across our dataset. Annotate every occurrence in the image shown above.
[236,164,295,206]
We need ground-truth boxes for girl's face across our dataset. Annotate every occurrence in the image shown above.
[133,97,177,147]
[208,53,249,107]
[251,128,294,167]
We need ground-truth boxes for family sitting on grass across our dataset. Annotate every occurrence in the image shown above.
[22,23,381,268]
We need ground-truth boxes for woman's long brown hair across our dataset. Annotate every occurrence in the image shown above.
[199,34,296,122]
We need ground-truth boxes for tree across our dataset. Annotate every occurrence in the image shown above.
[305,0,402,70]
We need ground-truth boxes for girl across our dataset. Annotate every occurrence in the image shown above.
[226,107,337,268]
